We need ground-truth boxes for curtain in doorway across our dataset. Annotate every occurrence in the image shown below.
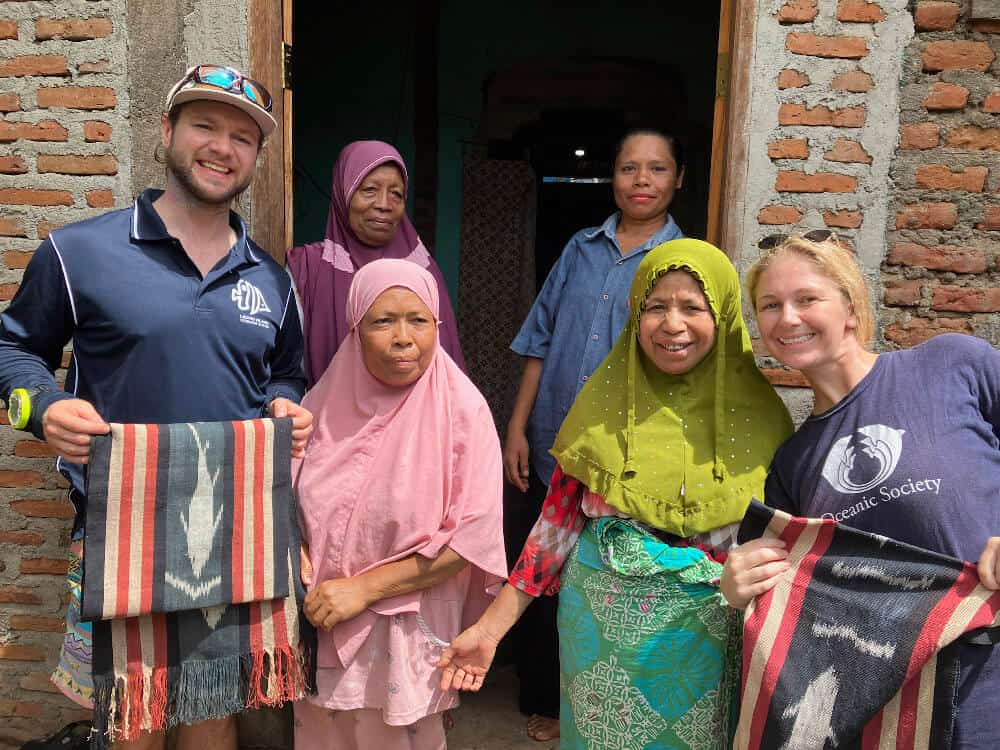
[458,150,537,436]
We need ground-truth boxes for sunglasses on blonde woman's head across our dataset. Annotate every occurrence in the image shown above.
[757,229,836,252]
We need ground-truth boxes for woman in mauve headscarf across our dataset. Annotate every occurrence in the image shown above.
[287,141,465,387]
[292,259,505,750]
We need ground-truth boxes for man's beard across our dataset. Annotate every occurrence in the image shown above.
[164,145,252,207]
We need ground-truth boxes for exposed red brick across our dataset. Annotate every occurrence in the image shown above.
[0,217,26,237]
[758,205,803,225]
[36,221,60,240]
[83,120,110,142]
[38,153,117,175]
[914,164,988,192]
[889,242,989,273]
[20,558,69,576]
[10,498,75,519]
[0,645,46,662]
[0,586,41,605]
[977,204,1000,230]
[786,32,869,59]
[884,279,923,306]
[900,122,940,149]
[3,249,31,267]
[0,19,17,39]
[0,188,72,207]
[915,2,960,30]
[768,138,809,160]
[823,209,863,228]
[0,283,19,301]
[946,126,1000,150]
[923,41,995,72]
[983,92,1000,113]
[0,55,68,77]
[0,92,20,111]
[0,530,44,546]
[0,155,26,174]
[35,17,113,41]
[972,19,1000,33]
[0,119,68,143]
[12,701,43,718]
[923,82,969,111]
[837,0,885,22]
[760,368,811,388]
[779,103,866,127]
[9,615,64,632]
[824,139,872,163]
[932,286,1000,312]
[36,85,116,110]
[86,189,113,208]
[831,69,874,92]
[14,439,55,457]
[78,60,110,75]
[0,470,45,488]
[19,672,60,694]
[885,318,972,346]
[776,170,858,193]
[895,202,957,229]
[777,0,817,23]
[778,69,811,89]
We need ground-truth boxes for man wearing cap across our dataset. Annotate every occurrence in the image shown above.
[0,65,311,749]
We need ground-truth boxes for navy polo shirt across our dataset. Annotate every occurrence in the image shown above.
[0,189,306,525]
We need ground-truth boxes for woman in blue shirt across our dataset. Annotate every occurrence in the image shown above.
[504,127,686,742]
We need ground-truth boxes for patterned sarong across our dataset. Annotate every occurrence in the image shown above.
[735,501,1000,750]
[558,517,741,750]
[83,419,316,746]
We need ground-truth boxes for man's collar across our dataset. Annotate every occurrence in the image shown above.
[130,188,259,264]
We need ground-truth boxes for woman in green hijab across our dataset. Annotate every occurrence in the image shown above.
[439,239,792,749]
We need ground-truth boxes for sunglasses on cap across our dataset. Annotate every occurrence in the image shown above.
[757,229,836,251]
[178,64,273,112]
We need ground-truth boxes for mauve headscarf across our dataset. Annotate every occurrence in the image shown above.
[287,140,466,387]
[293,259,506,667]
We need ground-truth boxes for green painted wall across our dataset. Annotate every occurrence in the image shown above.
[294,2,721,297]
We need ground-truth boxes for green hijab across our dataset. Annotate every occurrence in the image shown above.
[550,239,793,537]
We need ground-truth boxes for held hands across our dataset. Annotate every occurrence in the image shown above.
[41,398,110,464]
[303,576,371,631]
[977,537,1000,590]
[269,398,313,458]
[503,428,530,492]
[720,538,790,610]
[437,622,501,692]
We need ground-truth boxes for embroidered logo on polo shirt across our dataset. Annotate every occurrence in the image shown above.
[231,279,272,329]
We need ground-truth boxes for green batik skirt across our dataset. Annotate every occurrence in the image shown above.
[557,517,741,750]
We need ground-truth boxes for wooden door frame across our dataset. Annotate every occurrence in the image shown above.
[251,0,755,266]
[707,0,756,262]
[248,0,293,264]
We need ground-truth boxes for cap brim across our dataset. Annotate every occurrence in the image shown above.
[169,87,276,138]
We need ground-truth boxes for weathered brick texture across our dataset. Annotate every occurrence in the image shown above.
[0,1,128,743]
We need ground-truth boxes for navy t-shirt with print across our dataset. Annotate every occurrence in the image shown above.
[766,333,1000,749]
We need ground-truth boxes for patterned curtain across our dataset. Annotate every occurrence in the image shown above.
[458,149,537,436]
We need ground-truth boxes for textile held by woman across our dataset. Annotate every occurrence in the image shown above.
[286,141,464,386]
[293,259,506,730]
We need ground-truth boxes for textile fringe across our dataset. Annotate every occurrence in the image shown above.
[91,644,314,749]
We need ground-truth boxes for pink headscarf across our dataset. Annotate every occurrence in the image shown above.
[287,141,465,386]
[294,259,505,666]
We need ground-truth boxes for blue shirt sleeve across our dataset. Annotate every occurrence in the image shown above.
[764,451,798,515]
[264,284,307,405]
[0,239,75,436]
[510,237,575,359]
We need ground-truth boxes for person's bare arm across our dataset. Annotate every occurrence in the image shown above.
[504,356,543,491]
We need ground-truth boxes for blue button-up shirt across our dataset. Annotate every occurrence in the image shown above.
[510,212,683,484]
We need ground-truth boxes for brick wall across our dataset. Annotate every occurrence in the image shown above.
[0,1,128,746]
[887,1,1000,348]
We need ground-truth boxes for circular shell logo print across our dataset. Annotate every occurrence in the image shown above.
[819,425,906,494]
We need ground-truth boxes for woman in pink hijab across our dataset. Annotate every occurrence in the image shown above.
[293,259,506,749]
[287,141,466,387]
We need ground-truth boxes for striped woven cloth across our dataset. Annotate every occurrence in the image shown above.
[735,501,1000,750]
[82,419,315,746]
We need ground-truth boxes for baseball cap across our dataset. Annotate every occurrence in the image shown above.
[165,64,276,138]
